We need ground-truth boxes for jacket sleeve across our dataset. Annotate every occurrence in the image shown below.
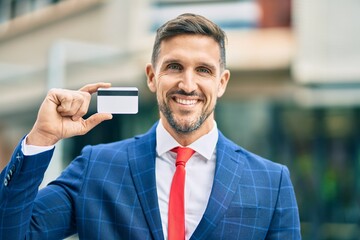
[0,138,54,239]
[266,166,302,239]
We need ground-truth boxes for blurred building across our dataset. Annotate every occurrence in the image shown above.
[0,0,359,239]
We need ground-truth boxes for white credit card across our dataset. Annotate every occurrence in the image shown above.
[97,87,138,114]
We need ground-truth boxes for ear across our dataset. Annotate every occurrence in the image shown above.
[217,69,230,98]
[145,63,156,93]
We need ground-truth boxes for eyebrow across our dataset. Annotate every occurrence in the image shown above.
[198,62,217,72]
[162,59,180,66]
[161,58,217,71]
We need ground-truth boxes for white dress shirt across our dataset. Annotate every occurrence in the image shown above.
[156,120,218,240]
[22,138,54,156]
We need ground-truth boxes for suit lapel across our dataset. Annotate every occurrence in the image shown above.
[128,124,164,240]
[191,132,245,239]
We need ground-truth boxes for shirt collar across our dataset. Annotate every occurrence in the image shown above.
[156,119,218,161]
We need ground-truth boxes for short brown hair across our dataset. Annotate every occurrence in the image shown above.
[151,13,227,69]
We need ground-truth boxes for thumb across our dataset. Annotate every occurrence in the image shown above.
[81,113,113,134]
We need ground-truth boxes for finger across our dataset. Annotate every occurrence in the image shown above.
[80,113,113,134]
[55,90,76,114]
[57,92,88,118]
[79,82,112,94]
[71,92,91,121]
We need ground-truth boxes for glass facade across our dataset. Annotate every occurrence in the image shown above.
[218,100,360,239]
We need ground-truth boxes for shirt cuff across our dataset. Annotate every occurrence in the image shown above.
[21,135,55,156]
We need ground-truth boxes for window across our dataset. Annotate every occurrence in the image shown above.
[0,0,65,24]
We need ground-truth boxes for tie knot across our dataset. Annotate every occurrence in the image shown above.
[172,147,195,167]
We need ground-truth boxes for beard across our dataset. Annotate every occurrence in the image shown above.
[158,92,214,134]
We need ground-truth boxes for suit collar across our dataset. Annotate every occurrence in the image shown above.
[191,131,245,239]
[128,123,164,240]
[156,119,218,161]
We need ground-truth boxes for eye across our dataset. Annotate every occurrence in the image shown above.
[197,67,211,74]
[167,63,182,71]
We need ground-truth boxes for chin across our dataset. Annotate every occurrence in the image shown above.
[169,117,202,133]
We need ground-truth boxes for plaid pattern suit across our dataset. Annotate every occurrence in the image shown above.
[0,123,301,239]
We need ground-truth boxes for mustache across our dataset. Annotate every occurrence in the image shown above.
[169,89,202,97]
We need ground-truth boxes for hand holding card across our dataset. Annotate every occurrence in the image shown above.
[97,87,138,114]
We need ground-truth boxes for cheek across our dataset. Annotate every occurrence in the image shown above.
[155,79,171,101]
[159,75,177,91]
[200,86,216,106]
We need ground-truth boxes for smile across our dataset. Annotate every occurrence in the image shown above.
[174,97,198,105]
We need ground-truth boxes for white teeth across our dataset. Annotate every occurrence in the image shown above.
[176,98,197,105]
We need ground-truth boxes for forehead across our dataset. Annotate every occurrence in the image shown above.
[158,34,221,66]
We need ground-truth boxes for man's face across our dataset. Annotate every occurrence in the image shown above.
[146,34,230,137]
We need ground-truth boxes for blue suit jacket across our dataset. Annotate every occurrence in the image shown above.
[0,123,301,239]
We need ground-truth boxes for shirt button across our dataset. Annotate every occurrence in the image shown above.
[4,178,8,186]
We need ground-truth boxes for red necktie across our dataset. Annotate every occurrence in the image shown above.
[168,147,195,240]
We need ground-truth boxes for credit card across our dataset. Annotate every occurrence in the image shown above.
[97,87,138,114]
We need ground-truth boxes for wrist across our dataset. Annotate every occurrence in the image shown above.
[26,129,59,146]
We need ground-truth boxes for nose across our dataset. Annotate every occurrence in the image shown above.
[178,70,197,93]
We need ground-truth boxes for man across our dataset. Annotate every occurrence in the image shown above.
[0,13,301,239]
